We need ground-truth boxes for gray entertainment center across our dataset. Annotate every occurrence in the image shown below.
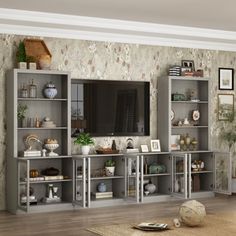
[6,69,231,214]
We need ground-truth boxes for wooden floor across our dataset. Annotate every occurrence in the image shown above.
[0,196,236,236]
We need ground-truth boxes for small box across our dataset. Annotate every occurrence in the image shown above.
[28,62,37,70]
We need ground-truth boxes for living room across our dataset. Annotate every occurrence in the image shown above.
[1,1,236,235]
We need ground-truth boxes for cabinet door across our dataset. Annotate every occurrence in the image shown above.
[171,153,188,199]
[125,155,140,203]
[214,152,231,195]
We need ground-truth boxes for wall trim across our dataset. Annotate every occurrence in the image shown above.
[1,8,236,51]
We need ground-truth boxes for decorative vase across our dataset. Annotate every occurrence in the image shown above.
[175,179,180,192]
[81,145,90,155]
[105,166,115,176]
[97,183,106,192]
[39,55,51,70]
[144,182,156,194]
[43,82,57,99]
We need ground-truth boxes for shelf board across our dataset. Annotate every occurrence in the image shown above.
[170,76,209,81]
[18,98,67,101]
[18,127,68,130]
[175,170,213,175]
[171,150,212,154]
[172,126,208,129]
[143,173,171,177]
[17,155,71,160]
[143,193,170,198]
[191,170,213,174]
[171,100,208,104]
[91,175,125,180]
[20,179,72,184]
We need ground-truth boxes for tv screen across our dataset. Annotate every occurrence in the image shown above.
[71,80,150,136]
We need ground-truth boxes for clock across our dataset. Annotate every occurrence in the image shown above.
[192,110,200,121]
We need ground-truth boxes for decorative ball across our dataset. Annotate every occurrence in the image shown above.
[179,200,206,227]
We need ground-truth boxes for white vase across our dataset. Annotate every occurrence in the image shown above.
[105,166,115,176]
[81,145,90,155]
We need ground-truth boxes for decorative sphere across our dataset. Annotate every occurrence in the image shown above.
[179,200,206,227]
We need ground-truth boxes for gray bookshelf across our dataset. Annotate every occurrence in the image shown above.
[158,76,231,198]
[6,69,72,213]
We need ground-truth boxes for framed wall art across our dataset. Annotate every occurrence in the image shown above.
[140,144,149,153]
[150,139,161,152]
[218,68,234,90]
[218,94,234,121]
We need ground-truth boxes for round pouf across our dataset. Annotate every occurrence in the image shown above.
[179,200,206,227]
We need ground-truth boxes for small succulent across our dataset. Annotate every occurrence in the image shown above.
[17,41,26,62]
[17,104,28,120]
[105,159,115,167]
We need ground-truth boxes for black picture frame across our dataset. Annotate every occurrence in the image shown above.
[181,60,195,72]
[218,68,234,90]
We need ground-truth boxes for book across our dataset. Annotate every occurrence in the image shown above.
[44,175,64,181]
[92,192,113,199]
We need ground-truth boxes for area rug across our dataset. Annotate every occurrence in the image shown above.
[87,212,236,236]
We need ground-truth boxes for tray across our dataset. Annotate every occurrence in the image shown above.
[96,150,119,154]
[24,39,51,68]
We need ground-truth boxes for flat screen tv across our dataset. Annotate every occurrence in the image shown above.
[71,79,150,136]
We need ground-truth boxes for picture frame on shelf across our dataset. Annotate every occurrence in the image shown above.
[218,94,234,121]
[170,135,180,151]
[140,144,149,153]
[181,60,195,71]
[218,68,234,90]
[150,139,161,152]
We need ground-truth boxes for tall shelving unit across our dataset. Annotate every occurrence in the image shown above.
[158,76,231,199]
[6,69,72,213]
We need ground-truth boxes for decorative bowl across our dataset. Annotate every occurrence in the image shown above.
[45,143,59,156]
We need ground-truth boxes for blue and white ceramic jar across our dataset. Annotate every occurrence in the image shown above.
[44,82,57,99]
[97,182,106,192]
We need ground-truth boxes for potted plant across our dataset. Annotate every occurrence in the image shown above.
[17,104,28,127]
[16,41,27,69]
[74,132,94,155]
[105,159,115,176]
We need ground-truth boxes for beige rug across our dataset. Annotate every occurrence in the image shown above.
[87,212,236,236]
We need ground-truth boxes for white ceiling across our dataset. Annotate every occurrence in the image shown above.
[0,0,236,31]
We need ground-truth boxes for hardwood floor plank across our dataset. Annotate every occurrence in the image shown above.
[0,196,236,236]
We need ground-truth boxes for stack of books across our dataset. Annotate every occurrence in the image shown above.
[24,175,64,182]
[92,192,113,199]
[23,150,41,157]
[169,66,181,76]
[21,195,37,205]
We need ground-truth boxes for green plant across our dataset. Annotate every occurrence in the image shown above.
[105,159,115,167]
[17,41,26,62]
[17,104,28,120]
[74,132,94,146]
[26,56,36,63]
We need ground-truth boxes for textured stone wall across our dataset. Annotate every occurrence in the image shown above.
[0,34,235,210]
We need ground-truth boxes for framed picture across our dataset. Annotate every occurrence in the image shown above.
[219,68,234,90]
[170,135,180,150]
[181,60,195,72]
[140,144,149,153]
[218,94,234,121]
[150,139,161,152]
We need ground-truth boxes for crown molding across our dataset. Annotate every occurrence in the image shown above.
[1,8,236,51]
